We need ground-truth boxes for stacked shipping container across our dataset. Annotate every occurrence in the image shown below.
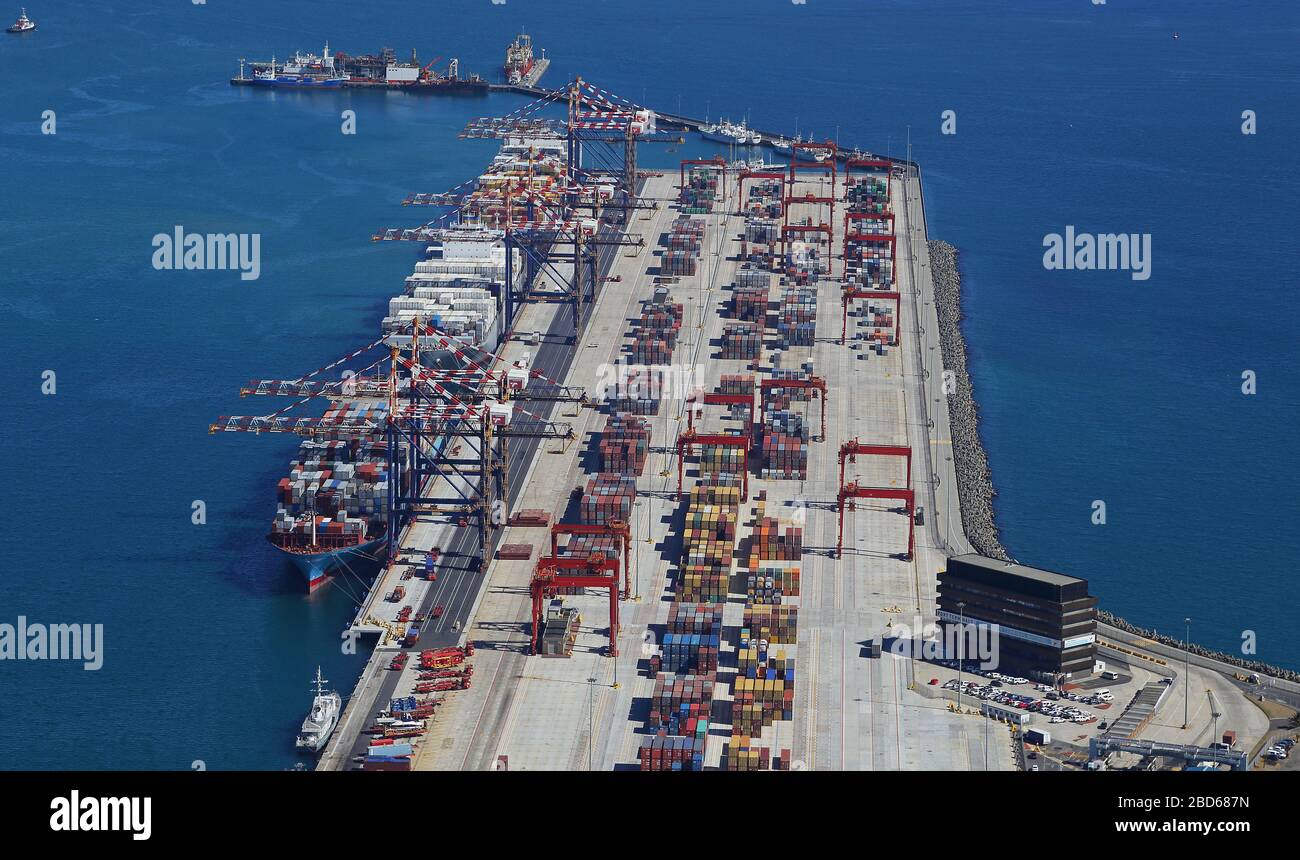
[721,321,762,360]
[845,176,894,289]
[680,168,718,213]
[760,409,808,480]
[725,735,773,771]
[598,413,650,475]
[649,675,714,729]
[662,216,705,276]
[678,478,740,605]
[750,516,802,560]
[638,732,707,771]
[628,295,684,366]
[720,374,756,397]
[775,285,817,348]
[742,605,799,645]
[579,473,636,526]
[734,268,771,322]
[608,366,664,415]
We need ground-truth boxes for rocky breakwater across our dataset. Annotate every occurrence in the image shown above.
[928,239,1009,562]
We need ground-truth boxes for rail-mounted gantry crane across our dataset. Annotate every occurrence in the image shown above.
[835,439,914,560]
[528,554,622,656]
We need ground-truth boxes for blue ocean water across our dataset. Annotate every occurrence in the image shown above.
[2,0,1296,769]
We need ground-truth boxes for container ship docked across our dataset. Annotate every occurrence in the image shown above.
[233,43,488,93]
[263,135,570,590]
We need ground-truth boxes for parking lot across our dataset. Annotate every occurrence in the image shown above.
[917,660,1138,744]
[1256,733,1295,768]
[933,666,1109,727]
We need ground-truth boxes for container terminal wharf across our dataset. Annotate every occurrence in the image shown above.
[302,79,1293,772]
[325,155,1013,774]
[377,161,1290,773]
[317,204,634,771]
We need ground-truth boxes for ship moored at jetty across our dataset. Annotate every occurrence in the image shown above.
[295,667,341,753]
[503,30,549,86]
[248,45,347,89]
[232,43,489,93]
[701,118,759,146]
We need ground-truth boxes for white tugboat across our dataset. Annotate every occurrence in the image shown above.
[294,666,341,753]
[7,7,35,33]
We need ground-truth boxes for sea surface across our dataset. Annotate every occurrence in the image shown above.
[2,0,1297,769]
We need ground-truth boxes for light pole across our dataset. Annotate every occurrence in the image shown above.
[945,455,954,551]
[633,499,643,599]
[956,601,966,713]
[1210,690,1220,748]
[643,496,652,546]
[587,676,596,770]
[1183,617,1191,730]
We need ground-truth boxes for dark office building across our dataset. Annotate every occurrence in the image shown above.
[937,554,1098,679]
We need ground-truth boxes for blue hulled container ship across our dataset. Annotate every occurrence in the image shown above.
[269,422,393,591]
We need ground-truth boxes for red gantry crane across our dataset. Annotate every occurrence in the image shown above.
[845,155,892,202]
[685,391,756,435]
[737,167,785,217]
[778,140,837,265]
[676,431,749,501]
[841,287,901,347]
[679,157,727,204]
[549,520,631,599]
[836,440,914,560]
[759,376,827,442]
[529,555,621,656]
